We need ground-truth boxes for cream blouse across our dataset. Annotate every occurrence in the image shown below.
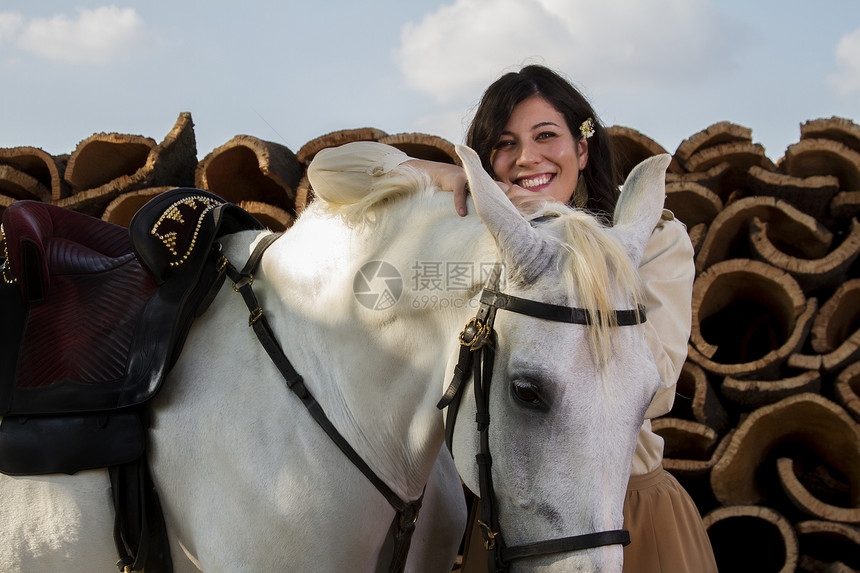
[308,142,695,476]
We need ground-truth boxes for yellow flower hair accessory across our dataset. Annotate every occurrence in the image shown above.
[579,117,595,139]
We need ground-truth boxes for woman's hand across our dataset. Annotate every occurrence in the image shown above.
[404,159,470,216]
[498,182,561,214]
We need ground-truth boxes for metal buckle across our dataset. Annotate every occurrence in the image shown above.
[458,317,491,350]
[477,519,499,550]
[248,307,264,326]
[232,273,254,292]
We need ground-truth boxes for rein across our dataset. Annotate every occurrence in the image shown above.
[437,265,645,572]
[219,233,423,573]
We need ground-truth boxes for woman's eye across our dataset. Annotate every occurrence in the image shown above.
[536,131,557,140]
[493,140,514,150]
[511,380,543,407]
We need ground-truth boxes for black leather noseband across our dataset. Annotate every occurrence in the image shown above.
[437,265,645,572]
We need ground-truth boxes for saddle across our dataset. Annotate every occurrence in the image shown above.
[0,189,263,571]
[0,190,262,420]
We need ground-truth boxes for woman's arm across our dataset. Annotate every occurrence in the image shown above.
[307,141,470,212]
[307,141,411,204]
[639,212,696,419]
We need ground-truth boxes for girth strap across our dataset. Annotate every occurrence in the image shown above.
[222,233,423,573]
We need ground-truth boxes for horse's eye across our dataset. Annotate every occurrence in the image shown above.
[511,379,544,408]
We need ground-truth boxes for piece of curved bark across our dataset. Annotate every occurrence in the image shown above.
[294,174,314,216]
[605,125,681,177]
[721,370,822,409]
[669,362,730,433]
[710,394,860,509]
[59,113,197,216]
[652,418,729,478]
[702,505,798,573]
[789,279,860,374]
[101,187,172,227]
[0,165,50,202]
[835,362,860,423]
[688,259,816,377]
[831,190,860,220]
[800,117,860,155]
[666,161,731,186]
[695,196,832,273]
[196,134,303,214]
[296,127,388,165]
[64,132,156,192]
[0,146,69,200]
[749,217,860,293]
[674,121,753,164]
[687,223,707,255]
[795,519,860,572]
[664,180,723,229]
[0,193,14,220]
[747,165,840,224]
[782,139,860,192]
[777,458,860,523]
[810,279,860,353]
[379,132,459,165]
[237,200,293,232]
[682,141,776,194]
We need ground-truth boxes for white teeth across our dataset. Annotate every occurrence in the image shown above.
[518,174,552,189]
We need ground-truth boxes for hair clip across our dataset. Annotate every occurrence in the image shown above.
[579,118,595,139]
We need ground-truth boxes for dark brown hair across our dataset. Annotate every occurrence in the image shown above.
[466,65,619,218]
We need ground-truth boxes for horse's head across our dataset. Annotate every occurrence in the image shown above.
[447,146,669,571]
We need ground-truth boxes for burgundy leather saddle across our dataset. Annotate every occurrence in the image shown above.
[0,188,262,572]
[0,189,263,473]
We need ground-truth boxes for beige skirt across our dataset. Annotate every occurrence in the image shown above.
[622,467,718,573]
[460,467,717,572]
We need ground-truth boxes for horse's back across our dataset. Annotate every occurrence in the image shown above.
[0,468,116,572]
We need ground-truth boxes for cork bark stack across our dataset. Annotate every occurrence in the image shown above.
[2,113,859,572]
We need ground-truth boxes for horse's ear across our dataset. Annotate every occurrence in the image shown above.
[455,145,555,283]
[611,154,672,267]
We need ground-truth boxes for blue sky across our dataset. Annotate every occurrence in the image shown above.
[1,1,858,162]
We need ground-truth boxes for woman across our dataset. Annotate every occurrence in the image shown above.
[308,65,717,573]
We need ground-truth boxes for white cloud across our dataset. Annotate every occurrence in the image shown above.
[395,0,744,103]
[829,26,860,96]
[0,12,23,44]
[13,7,148,65]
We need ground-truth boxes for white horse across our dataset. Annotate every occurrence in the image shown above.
[0,145,668,572]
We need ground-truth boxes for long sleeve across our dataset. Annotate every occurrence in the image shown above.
[631,212,696,475]
[307,141,410,204]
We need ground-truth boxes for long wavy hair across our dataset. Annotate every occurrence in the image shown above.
[466,65,620,221]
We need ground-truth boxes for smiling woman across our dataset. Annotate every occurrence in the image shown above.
[310,64,717,573]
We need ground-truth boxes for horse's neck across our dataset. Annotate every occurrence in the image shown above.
[225,204,492,499]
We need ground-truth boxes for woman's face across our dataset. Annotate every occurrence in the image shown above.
[490,95,588,205]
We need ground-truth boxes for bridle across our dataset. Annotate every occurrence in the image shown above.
[437,264,646,572]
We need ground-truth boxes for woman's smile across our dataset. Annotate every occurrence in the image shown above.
[516,173,555,190]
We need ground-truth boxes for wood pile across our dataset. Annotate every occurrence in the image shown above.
[2,113,859,572]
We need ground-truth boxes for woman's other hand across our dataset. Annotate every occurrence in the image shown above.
[498,182,560,214]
